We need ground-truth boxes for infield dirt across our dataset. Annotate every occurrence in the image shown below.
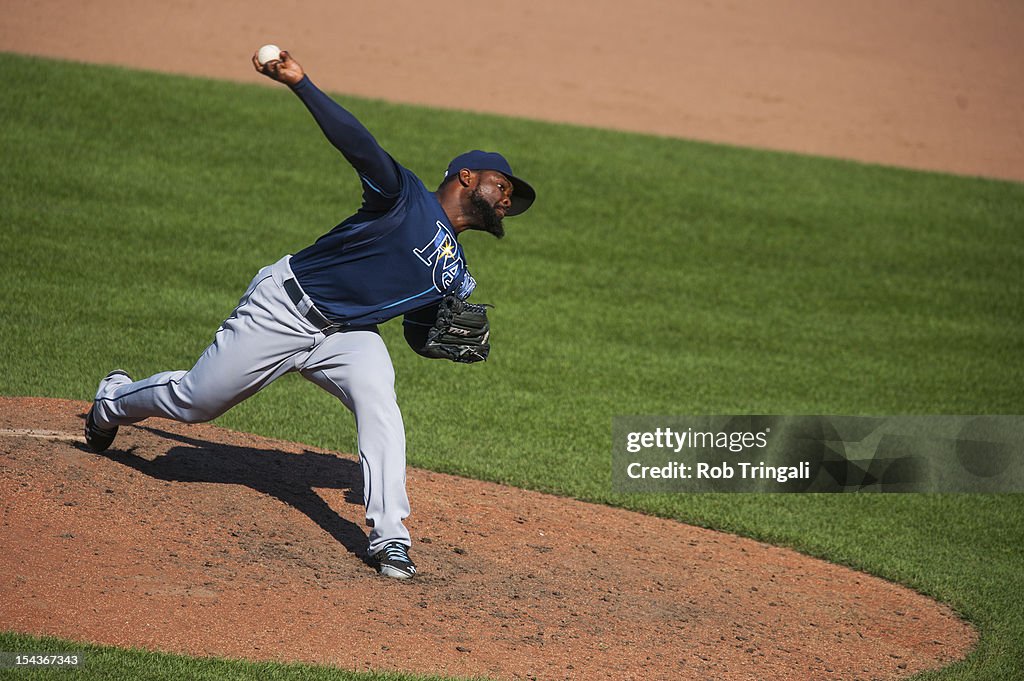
[0,398,976,680]
[2,1,1022,182]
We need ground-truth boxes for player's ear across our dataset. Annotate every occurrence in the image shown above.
[458,168,475,187]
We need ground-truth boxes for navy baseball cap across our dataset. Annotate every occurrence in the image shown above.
[444,150,536,216]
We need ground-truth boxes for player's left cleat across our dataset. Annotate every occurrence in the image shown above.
[84,370,132,453]
[373,541,417,579]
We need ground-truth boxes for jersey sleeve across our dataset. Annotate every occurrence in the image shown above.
[290,76,402,209]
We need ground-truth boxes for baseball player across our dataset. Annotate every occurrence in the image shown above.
[84,49,535,579]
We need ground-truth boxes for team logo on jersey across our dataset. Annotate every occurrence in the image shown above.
[414,221,464,292]
[458,272,477,298]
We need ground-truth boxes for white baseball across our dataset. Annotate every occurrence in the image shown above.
[257,44,282,65]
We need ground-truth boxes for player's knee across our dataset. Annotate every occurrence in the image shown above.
[346,370,398,411]
[171,378,235,423]
[178,405,223,424]
[172,394,228,423]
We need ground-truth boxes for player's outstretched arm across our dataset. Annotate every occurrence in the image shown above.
[252,49,305,86]
[253,48,400,199]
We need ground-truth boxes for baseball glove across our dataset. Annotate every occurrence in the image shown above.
[420,294,491,363]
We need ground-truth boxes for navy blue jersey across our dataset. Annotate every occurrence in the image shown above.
[286,77,474,327]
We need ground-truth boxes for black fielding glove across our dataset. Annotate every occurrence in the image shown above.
[421,295,491,363]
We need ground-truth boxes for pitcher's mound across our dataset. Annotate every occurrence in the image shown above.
[0,397,975,680]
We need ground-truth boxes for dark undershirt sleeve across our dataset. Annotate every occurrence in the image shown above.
[291,75,402,206]
[403,304,440,357]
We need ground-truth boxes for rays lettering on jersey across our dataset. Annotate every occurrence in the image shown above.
[414,221,464,292]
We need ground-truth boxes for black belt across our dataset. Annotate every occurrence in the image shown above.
[283,278,341,335]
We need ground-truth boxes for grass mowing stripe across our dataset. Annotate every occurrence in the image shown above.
[2,53,1023,680]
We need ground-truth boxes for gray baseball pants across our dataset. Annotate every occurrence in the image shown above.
[92,255,410,554]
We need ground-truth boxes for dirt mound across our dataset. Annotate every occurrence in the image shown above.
[0,397,974,680]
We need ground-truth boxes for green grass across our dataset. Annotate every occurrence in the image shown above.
[1,53,1023,680]
[0,633,481,681]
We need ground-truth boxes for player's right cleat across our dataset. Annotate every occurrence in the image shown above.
[84,370,131,453]
[373,542,417,579]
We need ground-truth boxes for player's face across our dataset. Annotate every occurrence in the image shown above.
[483,171,514,216]
[467,171,513,239]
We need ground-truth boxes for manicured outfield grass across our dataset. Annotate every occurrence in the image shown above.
[0,632,482,681]
[1,54,1022,680]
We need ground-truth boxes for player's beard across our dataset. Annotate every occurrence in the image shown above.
[468,187,505,239]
